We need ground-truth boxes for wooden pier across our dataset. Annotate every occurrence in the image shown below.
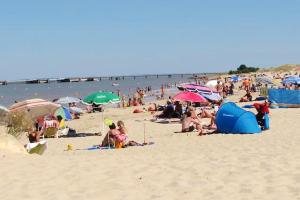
[2,73,218,85]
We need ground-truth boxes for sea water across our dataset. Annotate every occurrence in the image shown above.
[0,74,196,107]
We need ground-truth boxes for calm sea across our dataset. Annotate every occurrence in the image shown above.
[0,74,197,107]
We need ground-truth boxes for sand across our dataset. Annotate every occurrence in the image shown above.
[0,91,300,200]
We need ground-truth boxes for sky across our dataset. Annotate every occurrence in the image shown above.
[0,0,299,80]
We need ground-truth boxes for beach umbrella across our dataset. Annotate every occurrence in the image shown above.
[55,96,81,104]
[9,99,61,120]
[231,75,241,82]
[256,77,274,85]
[0,105,9,124]
[83,91,120,105]
[55,107,72,121]
[199,92,222,102]
[206,80,221,88]
[178,84,215,93]
[282,76,300,85]
[173,91,207,103]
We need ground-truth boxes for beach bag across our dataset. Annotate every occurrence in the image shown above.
[264,114,270,130]
[66,128,77,137]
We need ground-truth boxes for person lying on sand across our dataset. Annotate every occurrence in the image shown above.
[182,111,203,136]
[148,103,157,112]
[187,106,199,121]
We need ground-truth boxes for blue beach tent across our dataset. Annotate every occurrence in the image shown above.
[215,102,261,134]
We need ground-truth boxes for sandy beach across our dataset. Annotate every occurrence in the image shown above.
[1,1,300,199]
[1,90,300,200]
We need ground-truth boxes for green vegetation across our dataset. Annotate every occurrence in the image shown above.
[229,64,260,74]
[6,112,33,139]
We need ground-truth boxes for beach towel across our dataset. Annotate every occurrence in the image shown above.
[78,142,155,151]
[242,105,254,108]
[255,96,267,101]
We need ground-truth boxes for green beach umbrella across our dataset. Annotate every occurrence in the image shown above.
[83,91,120,105]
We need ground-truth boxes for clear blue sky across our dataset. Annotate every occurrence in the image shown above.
[0,0,299,80]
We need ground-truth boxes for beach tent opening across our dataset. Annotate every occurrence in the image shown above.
[215,102,261,134]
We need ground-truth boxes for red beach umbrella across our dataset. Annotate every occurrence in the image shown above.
[173,91,207,103]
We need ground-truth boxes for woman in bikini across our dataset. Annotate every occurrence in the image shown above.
[116,121,128,147]
[182,111,203,135]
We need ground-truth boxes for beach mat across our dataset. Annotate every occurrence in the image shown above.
[76,142,155,151]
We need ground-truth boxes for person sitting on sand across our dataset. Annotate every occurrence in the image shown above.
[182,111,203,135]
[173,101,183,118]
[101,123,121,147]
[187,106,198,120]
[115,121,128,148]
[91,103,104,112]
[27,127,41,143]
[157,100,174,118]
[40,115,59,138]
[240,90,253,102]
[198,108,217,128]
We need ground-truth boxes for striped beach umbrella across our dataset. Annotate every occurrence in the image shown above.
[55,107,72,121]
[178,84,215,93]
[9,99,61,120]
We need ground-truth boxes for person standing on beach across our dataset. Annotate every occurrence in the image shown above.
[161,85,164,99]
[216,81,223,96]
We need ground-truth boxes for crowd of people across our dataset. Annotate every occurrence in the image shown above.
[24,75,278,149]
